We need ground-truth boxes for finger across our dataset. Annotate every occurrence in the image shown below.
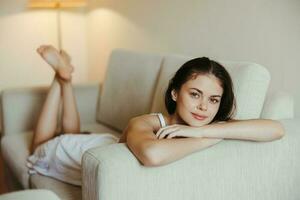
[157,127,174,139]
[166,132,176,139]
[155,129,163,138]
[156,126,174,138]
[159,128,179,139]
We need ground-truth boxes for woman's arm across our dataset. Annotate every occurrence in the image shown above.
[200,119,285,142]
[145,137,223,166]
[125,115,223,167]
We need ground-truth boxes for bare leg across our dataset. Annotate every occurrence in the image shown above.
[31,45,75,154]
[31,76,61,154]
[58,77,81,133]
[56,47,80,133]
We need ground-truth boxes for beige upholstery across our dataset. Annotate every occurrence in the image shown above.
[1,83,99,137]
[97,49,163,131]
[83,118,300,200]
[0,189,60,200]
[0,49,296,200]
[30,175,81,200]
[1,132,32,188]
[261,91,294,120]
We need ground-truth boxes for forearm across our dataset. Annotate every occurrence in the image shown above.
[201,119,285,142]
[146,137,223,166]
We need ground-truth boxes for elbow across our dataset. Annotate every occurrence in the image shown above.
[127,139,160,167]
[140,143,161,167]
[141,157,159,167]
[135,141,162,167]
[276,121,285,139]
[271,120,285,141]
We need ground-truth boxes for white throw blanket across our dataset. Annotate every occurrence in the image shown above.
[27,133,120,186]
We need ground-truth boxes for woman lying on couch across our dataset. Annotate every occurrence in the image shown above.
[27,45,285,186]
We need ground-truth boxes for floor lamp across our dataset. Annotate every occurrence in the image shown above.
[28,0,87,50]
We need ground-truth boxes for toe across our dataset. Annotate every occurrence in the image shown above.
[37,45,47,54]
[37,46,44,54]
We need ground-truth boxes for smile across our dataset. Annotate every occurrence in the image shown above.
[191,113,208,121]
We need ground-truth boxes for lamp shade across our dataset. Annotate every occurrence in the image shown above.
[29,0,86,8]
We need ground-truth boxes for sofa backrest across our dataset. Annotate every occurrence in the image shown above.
[97,49,163,131]
[151,55,271,120]
[1,84,99,136]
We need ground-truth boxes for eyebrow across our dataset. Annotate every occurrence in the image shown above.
[190,88,222,98]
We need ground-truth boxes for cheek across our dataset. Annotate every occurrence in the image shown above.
[209,104,220,117]
[180,96,197,110]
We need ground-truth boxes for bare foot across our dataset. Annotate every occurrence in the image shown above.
[37,45,73,80]
[59,49,71,62]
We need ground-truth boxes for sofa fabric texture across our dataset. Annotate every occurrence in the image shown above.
[97,49,163,131]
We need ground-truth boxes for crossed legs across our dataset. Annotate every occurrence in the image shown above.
[30,45,80,154]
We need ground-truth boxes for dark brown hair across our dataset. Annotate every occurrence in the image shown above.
[165,57,236,123]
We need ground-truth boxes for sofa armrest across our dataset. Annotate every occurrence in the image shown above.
[82,119,300,200]
[261,91,294,120]
[1,83,100,137]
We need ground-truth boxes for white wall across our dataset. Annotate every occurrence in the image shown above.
[87,0,300,117]
[0,0,88,132]
[0,0,88,91]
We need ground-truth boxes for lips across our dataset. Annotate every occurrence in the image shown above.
[191,113,208,121]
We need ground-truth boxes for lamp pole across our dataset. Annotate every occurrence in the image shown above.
[56,2,62,50]
[28,0,87,50]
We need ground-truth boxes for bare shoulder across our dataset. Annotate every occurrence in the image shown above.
[128,114,162,132]
[119,113,167,143]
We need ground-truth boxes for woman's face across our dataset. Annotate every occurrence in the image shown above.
[171,74,223,127]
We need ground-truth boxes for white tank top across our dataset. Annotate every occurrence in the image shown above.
[151,113,167,128]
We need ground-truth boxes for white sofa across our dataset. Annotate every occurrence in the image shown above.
[1,49,298,200]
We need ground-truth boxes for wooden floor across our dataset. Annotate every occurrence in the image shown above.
[0,152,9,194]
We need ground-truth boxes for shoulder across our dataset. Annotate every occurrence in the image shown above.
[128,113,164,132]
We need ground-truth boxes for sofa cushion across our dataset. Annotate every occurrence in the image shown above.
[97,49,163,131]
[151,55,270,119]
[1,84,99,137]
[81,123,121,138]
[30,175,81,200]
[260,91,294,120]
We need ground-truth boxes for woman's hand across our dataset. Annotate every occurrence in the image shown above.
[155,124,204,139]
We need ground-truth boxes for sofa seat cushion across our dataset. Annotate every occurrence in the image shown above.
[81,123,122,138]
[30,175,81,200]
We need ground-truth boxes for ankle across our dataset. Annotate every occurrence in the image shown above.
[55,74,72,85]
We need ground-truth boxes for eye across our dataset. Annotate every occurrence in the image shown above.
[190,92,200,98]
[210,98,219,104]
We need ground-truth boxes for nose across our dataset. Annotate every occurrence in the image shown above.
[196,99,207,111]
